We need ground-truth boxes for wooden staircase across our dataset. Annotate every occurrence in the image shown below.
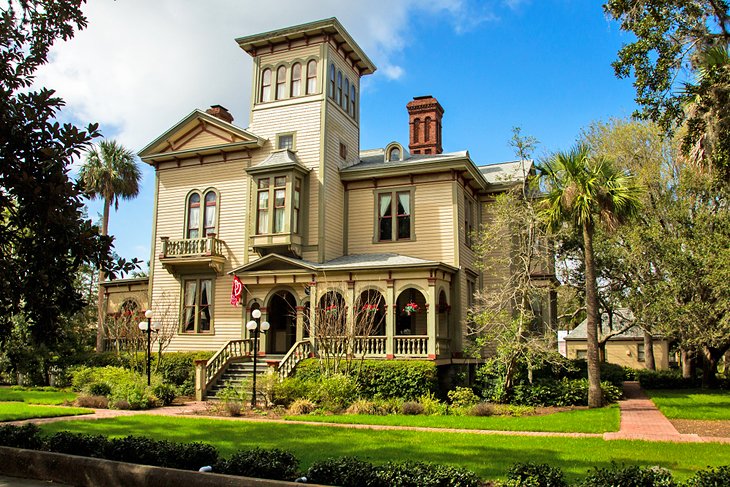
[206,357,280,400]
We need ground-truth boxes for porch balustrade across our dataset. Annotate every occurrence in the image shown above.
[353,336,387,356]
[393,335,429,357]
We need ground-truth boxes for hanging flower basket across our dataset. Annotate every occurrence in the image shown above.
[361,303,378,313]
[323,304,339,316]
[403,302,420,316]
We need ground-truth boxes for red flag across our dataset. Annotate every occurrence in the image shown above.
[230,275,243,307]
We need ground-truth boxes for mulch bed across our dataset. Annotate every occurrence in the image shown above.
[671,419,730,438]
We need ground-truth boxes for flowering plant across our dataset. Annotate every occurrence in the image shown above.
[324,304,339,316]
[361,303,378,313]
[403,302,420,315]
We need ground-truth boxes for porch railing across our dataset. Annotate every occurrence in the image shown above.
[205,339,253,386]
[436,337,451,357]
[160,235,224,258]
[353,336,387,356]
[277,339,313,379]
[394,335,429,357]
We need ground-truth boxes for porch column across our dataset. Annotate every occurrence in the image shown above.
[308,280,318,353]
[346,280,356,336]
[295,306,304,342]
[385,279,395,358]
[427,277,437,359]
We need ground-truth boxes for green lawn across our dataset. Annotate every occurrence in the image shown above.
[647,389,730,420]
[285,406,619,434]
[40,415,730,482]
[0,403,93,421]
[0,387,77,405]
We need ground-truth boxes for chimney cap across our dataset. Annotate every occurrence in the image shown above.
[205,105,234,124]
[412,95,434,100]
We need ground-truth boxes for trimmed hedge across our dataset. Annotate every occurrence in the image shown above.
[504,462,567,487]
[579,463,677,486]
[510,378,622,407]
[294,359,437,399]
[633,369,701,390]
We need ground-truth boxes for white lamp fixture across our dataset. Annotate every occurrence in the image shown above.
[260,321,270,331]
[152,322,163,332]
[246,320,257,331]
[138,321,148,331]
[145,309,153,319]
[251,308,262,319]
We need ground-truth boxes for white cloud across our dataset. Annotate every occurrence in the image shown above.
[35,0,495,152]
[504,0,531,11]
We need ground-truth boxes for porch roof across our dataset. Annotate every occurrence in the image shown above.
[229,252,459,276]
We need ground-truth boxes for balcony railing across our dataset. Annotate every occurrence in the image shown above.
[160,235,224,258]
[394,335,429,357]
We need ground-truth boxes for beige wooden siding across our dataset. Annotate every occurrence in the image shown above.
[249,101,322,252]
[346,180,455,263]
[150,155,250,352]
[566,340,670,370]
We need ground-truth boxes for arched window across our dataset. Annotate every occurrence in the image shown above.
[336,71,343,106]
[425,117,431,142]
[388,147,400,162]
[328,64,335,98]
[344,78,349,110]
[203,191,217,236]
[260,68,272,102]
[350,85,356,117]
[290,63,301,97]
[413,118,421,142]
[187,193,200,238]
[275,65,286,100]
[306,60,317,94]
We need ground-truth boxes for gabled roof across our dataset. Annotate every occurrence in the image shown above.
[236,18,376,76]
[246,149,311,175]
[138,109,264,164]
[230,253,458,275]
[565,309,647,340]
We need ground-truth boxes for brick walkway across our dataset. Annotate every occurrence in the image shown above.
[6,384,730,443]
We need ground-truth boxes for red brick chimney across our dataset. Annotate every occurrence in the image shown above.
[205,105,234,124]
[406,95,444,155]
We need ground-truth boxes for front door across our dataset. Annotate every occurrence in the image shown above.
[266,291,297,354]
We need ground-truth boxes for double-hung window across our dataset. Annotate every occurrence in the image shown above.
[256,179,270,234]
[273,176,286,233]
[256,176,289,234]
[186,190,217,238]
[182,278,212,333]
[377,190,412,241]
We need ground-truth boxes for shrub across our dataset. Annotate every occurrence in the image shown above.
[152,383,177,406]
[70,366,159,410]
[418,393,449,416]
[578,463,677,487]
[448,387,480,408]
[470,402,495,417]
[504,462,567,487]
[112,399,131,410]
[510,378,621,407]
[155,351,213,394]
[308,374,359,411]
[88,382,112,397]
[218,447,299,481]
[306,457,382,487]
[346,399,379,415]
[372,397,403,415]
[75,394,109,409]
[400,401,425,415]
[295,359,437,400]
[289,398,316,415]
[635,369,701,389]
[269,376,310,407]
[685,465,730,486]
[376,460,482,487]
[0,424,43,450]
[218,384,246,416]
[45,432,109,458]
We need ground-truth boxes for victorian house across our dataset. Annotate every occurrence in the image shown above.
[102,18,556,395]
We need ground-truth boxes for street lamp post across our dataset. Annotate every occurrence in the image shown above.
[138,310,161,386]
[246,309,269,408]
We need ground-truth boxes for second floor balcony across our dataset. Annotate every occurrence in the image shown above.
[159,234,226,276]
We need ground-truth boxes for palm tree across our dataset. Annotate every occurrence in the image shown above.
[539,144,641,408]
[79,140,142,352]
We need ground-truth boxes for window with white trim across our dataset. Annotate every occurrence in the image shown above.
[275,65,286,100]
[260,68,271,102]
[182,278,212,333]
[290,63,301,97]
[306,60,317,94]
[377,190,412,241]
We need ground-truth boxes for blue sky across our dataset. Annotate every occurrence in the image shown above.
[39,0,638,270]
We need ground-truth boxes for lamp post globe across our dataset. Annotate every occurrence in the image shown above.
[251,308,262,319]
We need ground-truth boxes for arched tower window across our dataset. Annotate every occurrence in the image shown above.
[425,117,432,142]
[275,65,287,100]
[350,85,356,117]
[290,63,301,97]
[413,118,421,143]
[328,64,335,98]
[306,60,317,94]
[187,193,201,239]
[203,191,217,236]
[344,78,350,110]
[336,71,343,106]
[260,68,271,102]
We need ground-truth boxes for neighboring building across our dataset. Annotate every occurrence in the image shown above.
[564,312,671,370]
[106,18,556,379]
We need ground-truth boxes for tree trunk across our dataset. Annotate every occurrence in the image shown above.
[681,348,695,379]
[643,330,656,371]
[582,222,603,408]
[95,197,111,352]
[701,345,726,388]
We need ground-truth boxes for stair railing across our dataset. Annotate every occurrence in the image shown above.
[277,339,313,379]
[205,339,253,389]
